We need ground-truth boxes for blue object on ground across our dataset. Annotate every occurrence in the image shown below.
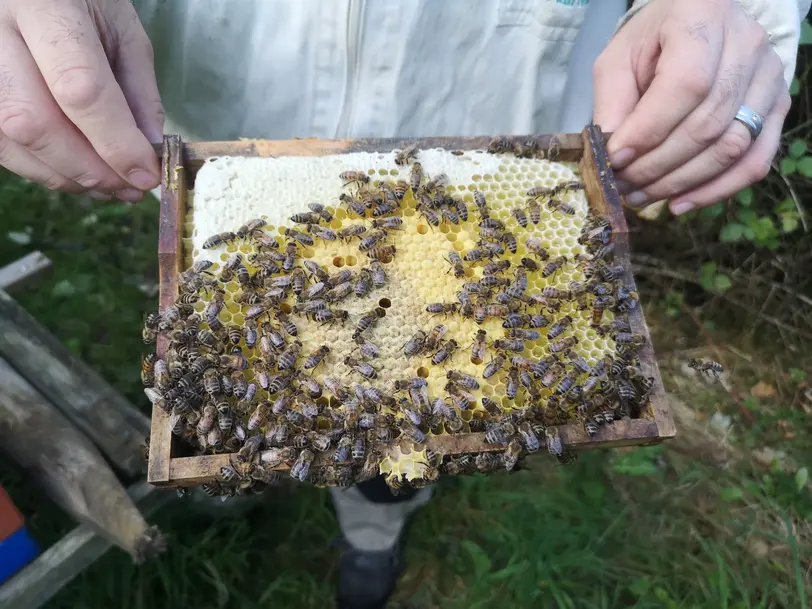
[0,526,40,584]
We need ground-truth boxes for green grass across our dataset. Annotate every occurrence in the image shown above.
[0,168,810,608]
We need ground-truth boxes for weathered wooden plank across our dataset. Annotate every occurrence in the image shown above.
[0,359,165,563]
[0,251,52,293]
[148,135,185,485]
[0,480,172,609]
[0,290,149,477]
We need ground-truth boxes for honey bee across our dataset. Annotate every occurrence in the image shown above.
[503,438,523,471]
[195,403,217,437]
[403,330,427,357]
[526,185,555,199]
[313,307,349,325]
[303,345,330,370]
[547,199,576,216]
[289,449,315,482]
[431,339,458,365]
[598,264,624,283]
[488,135,513,154]
[337,223,368,242]
[308,202,334,223]
[480,217,505,230]
[483,260,511,275]
[290,211,321,225]
[613,332,645,347]
[201,368,220,395]
[368,261,386,289]
[339,171,370,187]
[687,358,724,378]
[494,338,525,353]
[283,242,298,272]
[367,244,396,261]
[141,353,157,387]
[552,179,583,196]
[308,224,338,242]
[397,420,427,444]
[345,356,378,379]
[484,420,515,444]
[524,237,550,260]
[480,396,501,417]
[350,269,371,298]
[519,257,539,272]
[505,366,520,399]
[511,207,528,227]
[218,253,242,282]
[358,230,388,252]
[549,336,578,354]
[542,256,567,278]
[592,243,615,261]
[447,369,480,390]
[445,251,465,278]
[249,230,281,250]
[544,427,563,457]
[409,162,424,191]
[278,340,302,371]
[202,231,236,249]
[483,353,507,379]
[390,180,408,200]
[354,308,385,337]
[527,199,541,224]
[506,328,540,341]
[540,362,566,388]
[354,334,381,359]
[463,248,491,262]
[282,227,314,247]
[426,302,459,315]
[546,315,573,340]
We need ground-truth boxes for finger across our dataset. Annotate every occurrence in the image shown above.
[605,9,726,169]
[0,131,85,194]
[592,43,641,135]
[622,52,782,207]
[112,5,164,143]
[668,91,789,215]
[616,15,771,189]
[16,1,161,190]
[0,28,129,193]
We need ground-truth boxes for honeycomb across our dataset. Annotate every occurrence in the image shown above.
[144,143,649,496]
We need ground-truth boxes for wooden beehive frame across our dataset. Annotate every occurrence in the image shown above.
[147,126,675,488]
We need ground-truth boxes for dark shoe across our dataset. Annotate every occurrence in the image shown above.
[335,538,402,609]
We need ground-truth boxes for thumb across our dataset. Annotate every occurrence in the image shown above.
[592,49,640,136]
[113,15,165,144]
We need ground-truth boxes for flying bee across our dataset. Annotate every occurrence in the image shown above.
[524,237,550,261]
[431,339,458,365]
[483,260,511,275]
[542,256,567,278]
[447,369,480,390]
[344,356,378,379]
[445,251,465,278]
[547,315,573,340]
[403,330,427,357]
[511,207,528,227]
[483,353,507,379]
[202,231,236,249]
[506,328,540,341]
[687,358,724,378]
[354,308,385,337]
[547,199,576,216]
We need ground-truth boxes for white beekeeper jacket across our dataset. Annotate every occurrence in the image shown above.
[134,0,810,143]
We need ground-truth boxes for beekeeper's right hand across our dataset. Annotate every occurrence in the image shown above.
[0,0,163,201]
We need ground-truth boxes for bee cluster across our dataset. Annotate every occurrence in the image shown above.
[142,138,655,498]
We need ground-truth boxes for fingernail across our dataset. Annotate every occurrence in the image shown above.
[625,190,648,207]
[127,168,159,190]
[670,201,695,215]
[115,188,144,202]
[614,179,633,194]
[87,189,112,201]
[609,147,635,169]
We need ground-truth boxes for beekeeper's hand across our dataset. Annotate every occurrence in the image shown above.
[0,0,163,201]
[593,0,790,215]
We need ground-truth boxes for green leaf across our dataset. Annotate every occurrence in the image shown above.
[719,222,746,243]
[699,262,716,291]
[713,274,732,292]
[738,208,758,226]
[461,540,492,579]
[798,156,812,178]
[777,197,798,213]
[789,139,808,159]
[781,214,799,234]
[789,368,807,383]
[780,157,797,175]
[51,279,77,298]
[721,487,744,502]
[790,78,800,96]
[801,19,812,45]
[734,188,754,206]
[699,202,724,219]
[796,467,809,492]
[742,225,755,240]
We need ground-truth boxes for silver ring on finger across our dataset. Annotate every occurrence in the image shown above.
[733,105,764,141]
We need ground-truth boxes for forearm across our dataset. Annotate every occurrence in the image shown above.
[620,0,811,87]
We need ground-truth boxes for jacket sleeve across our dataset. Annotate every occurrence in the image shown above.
[618,0,811,89]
